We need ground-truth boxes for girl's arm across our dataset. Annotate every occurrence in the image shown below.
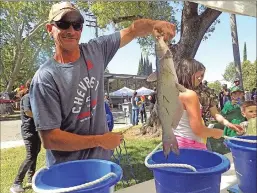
[181,90,223,139]
[210,103,244,132]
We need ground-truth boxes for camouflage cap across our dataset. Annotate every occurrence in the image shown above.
[48,2,84,22]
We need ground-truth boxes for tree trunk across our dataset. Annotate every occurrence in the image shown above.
[230,14,244,89]
[6,49,23,92]
[171,2,221,67]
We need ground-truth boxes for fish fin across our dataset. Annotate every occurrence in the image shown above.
[147,72,157,82]
[171,145,180,156]
[176,83,187,92]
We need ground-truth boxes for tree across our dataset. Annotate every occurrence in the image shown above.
[243,42,247,62]
[137,53,144,75]
[208,80,222,94]
[223,60,256,90]
[241,60,256,91]
[148,62,153,75]
[85,2,222,135]
[143,55,149,75]
[87,2,221,68]
[230,14,243,88]
[223,62,237,83]
[1,2,53,92]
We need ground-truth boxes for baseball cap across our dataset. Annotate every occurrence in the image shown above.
[234,78,240,82]
[230,86,244,94]
[48,2,84,22]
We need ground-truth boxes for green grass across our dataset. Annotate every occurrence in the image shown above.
[1,124,230,192]
[1,146,46,192]
[1,137,160,192]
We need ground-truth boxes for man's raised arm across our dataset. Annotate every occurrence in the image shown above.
[119,19,176,48]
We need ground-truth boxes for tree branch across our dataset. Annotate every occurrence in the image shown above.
[19,21,25,41]
[22,20,48,44]
[199,8,221,37]
[31,44,43,64]
[200,7,221,23]
[112,15,143,24]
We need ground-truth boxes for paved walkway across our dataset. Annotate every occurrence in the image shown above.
[0,119,132,149]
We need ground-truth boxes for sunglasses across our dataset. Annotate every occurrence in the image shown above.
[52,21,83,31]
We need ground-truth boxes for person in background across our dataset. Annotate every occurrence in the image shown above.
[219,84,230,110]
[10,80,41,193]
[148,87,157,114]
[20,85,25,92]
[131,91,139,125]
[251,88,256,101]
[233,78,240,87]
[174,59,223,150]
[222,86,246,137]
[239,100,256,136]
[202,80,208,87]
[105,101,114,132]
[104,94,111,108]
[244,90,251,101]
[139,95,147,123]
[178,59,244,135]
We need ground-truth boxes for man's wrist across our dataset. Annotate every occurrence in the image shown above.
[93,135,102,148]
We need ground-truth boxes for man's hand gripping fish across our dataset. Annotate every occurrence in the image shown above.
[148,37,186,159]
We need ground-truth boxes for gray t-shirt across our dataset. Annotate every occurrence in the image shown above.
[30,32,120,166]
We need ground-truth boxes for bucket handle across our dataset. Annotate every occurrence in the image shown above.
[144,142,197,172]
[32,167,117,193]
[224,136,257,143]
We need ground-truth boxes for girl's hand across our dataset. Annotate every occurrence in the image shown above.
[212,129,223,139]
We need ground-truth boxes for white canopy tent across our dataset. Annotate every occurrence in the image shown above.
[109,87,134,97]
[136,87,154,96]
[193,1,256,17]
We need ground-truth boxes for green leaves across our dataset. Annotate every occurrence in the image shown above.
[86,1,177,53]
[208,81,222,94]
[222,60,257,90]
[1,2,53,91]
[222,62,237,83]
[241,60,257,90]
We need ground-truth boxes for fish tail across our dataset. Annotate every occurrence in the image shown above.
[163,142,171,159]
[171,145,180,156]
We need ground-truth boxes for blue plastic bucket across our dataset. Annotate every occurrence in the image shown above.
[146,148,230,193]
[225,136,257,193]
[32,159,123,193]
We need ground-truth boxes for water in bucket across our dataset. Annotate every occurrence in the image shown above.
[146,148,230,193]
[225,136,257,193]
[32,159,123,193]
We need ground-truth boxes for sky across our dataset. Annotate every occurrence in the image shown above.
[79,7,256,84]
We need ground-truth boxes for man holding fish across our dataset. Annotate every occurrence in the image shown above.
[30,1,243,168]
[29,1,176,171]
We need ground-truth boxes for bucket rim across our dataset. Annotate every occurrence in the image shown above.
[225,136,257,152]
[33,159,122,193]
[147,149,230,175]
